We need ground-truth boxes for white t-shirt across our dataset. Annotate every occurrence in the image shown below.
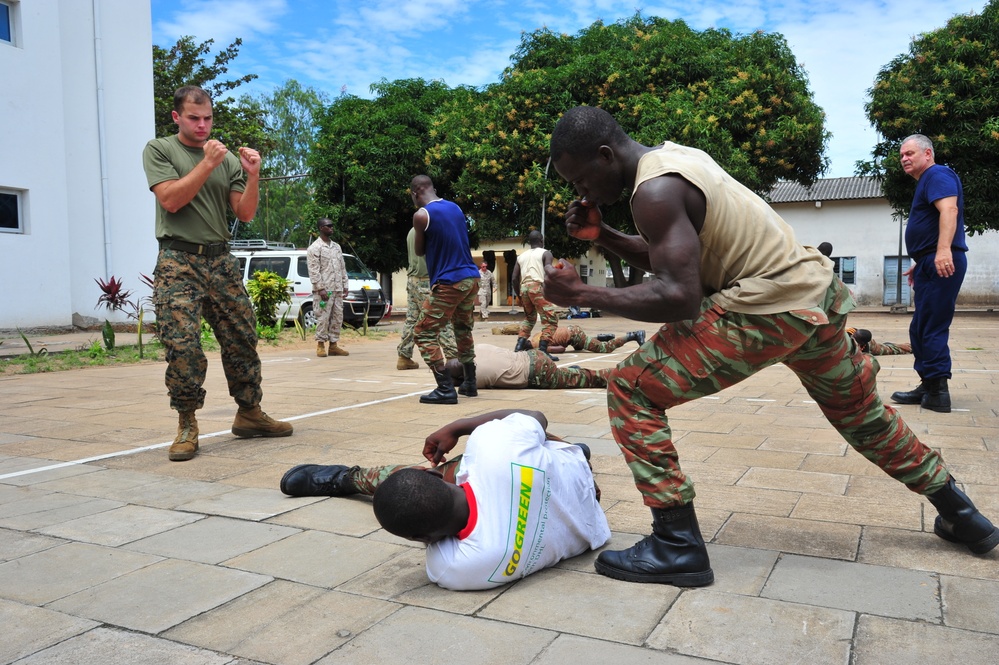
[426,413,610,590]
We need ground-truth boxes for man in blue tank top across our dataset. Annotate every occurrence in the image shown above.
[410,175,480,404]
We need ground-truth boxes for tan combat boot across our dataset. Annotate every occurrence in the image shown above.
[397,355,419,370]
[232,406,294,438]
[316,341,327,357]
[169,411,199,461]
[328,343,349,356]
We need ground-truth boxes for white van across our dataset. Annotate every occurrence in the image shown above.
[230,240,387,328]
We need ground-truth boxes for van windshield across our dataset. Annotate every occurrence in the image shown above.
[344,255,375,280]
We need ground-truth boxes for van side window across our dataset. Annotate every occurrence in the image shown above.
[298,256,309,278]
[248,256,291,278]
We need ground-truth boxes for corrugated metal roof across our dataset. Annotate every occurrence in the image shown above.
[767,176,884,203]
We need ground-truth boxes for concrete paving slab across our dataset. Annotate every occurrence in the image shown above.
[165,580,399,665]
[0,527,64,562]
[176,486,313,521]
[715,513,861,560]
[36,504,205,546]
[266,495,381,537]
[940,575,999,633]
[16,626,234,665]
[0,541,162,604]
[0,598,98,664]
[737,467,849,495]
[123,515,301,564]
[48,558,272,633]
[480,567,679,645]
[222,529,408,588]
[533,634,718,665]
[853,614,999,665]
[0,492,122,530]
[761,554,940,620]
[314,605,556,665]
[648,590,855,665]
[859,526,999,581]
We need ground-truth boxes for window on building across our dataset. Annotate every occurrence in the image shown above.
[0,188,23,233]
[832,256,856,285]
[1,1,18,46]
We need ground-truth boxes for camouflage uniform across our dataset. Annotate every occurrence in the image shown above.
[526,350,609,389]
[153,249,262,412]
[606,279,949,509]
[414,277,479,366]
[398,275,458,360]
[517,280,560,342]
[531,324,626,353]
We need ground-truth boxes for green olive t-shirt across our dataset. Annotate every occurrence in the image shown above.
[142,135,246,245]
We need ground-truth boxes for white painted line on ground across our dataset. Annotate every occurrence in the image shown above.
[0,389,429,480]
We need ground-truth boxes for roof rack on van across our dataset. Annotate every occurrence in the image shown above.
[228,239,297,250]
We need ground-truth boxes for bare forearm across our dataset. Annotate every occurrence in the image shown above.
[448,409,547,436]
[154,162,215,213]
[595,225,653,273]
[556,279,699,323]
[233,174,260,222]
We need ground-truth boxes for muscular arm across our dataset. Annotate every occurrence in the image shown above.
[423,409,548,465]
[544,174,704,323]
[230,147,261,222]
[511,261,521,296]
[413,209,429,257]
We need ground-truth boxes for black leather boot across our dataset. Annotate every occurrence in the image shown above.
[514,336,529,352]
[920,377,951,413]
[926,477,999,554]
[457,361,478,397]
[626,330,647,345]
[539,340,559,361]
[280,464,360,497]
[891,381,927,405]
[595,503,714,587]
[596,333,615,342]
[420,366,458,404]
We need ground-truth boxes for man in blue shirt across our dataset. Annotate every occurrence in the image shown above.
[890,134,968,413]
[411,175,480,404]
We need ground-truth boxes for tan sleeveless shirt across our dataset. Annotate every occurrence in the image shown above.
[631,142,838,315]
[517,247,547,284]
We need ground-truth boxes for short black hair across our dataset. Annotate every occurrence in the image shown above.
[817,242,833,257]
[372,468,453,539]
[174,86,212,113]
[550,106,628,161]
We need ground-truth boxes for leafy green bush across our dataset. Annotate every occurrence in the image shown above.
[246,270,292,327]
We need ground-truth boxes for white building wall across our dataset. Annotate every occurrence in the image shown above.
[773,199,999,308]
[0,0,154,330]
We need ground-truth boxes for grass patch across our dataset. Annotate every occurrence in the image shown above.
[0,340,166,376]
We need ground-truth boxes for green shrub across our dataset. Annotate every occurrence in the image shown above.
[246,270,292,327]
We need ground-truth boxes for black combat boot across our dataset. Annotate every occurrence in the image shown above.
[926,477,999,554]
[539,339,559,361]
[891,381,927,405]
[280,464,360,497]
[514,336,529,352]
[626,330,647,345]
[596,333,615,342]
[420,366,459,404]
[595,503,714,587]
[920,377,951,413]
[458,362,478,397]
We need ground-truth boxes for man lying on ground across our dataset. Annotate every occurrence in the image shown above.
[280,409,611,590]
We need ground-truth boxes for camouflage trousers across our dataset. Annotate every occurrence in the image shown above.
[868,340,912,356]
[153,249,262,413]
[414,277,478,366]
[607,278,949,509]
[517,280,559,342]
[313,290,344,343]
[526,350,610,389]
[351,458,462,495]
[566,325,625,353]
[397,276,457,360]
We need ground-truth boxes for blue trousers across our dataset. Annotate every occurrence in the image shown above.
[910,251,966,380]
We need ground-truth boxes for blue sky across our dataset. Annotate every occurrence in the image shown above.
[150,0,986,178]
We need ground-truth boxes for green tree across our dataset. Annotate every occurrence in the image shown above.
[308,79,477,274]
[236,80,330,246]
[433,14,829,263]
[861,1,999,234]
[152,36,270,153]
